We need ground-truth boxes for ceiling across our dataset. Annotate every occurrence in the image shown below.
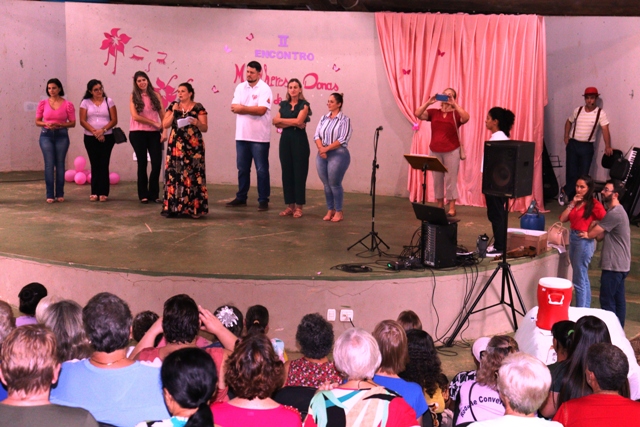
[110,0,640,16]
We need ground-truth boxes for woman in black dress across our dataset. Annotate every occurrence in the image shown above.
[273,78,311,218]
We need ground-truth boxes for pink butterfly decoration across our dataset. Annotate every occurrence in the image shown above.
[211,85,219,94]
[412,122,420,131]
[332,64,340,72]
[437,49,445,57]
[402,69,411,75]
[224,45,231,53]
[246,33,254,41]
[100,28,131,75]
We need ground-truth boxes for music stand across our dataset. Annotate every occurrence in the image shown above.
[404,154,448,204]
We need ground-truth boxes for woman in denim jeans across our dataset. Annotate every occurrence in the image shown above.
[35,78,76,203]
[558,175,606,307]
[314,93,353,222]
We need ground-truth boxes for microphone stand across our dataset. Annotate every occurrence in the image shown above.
[348,127,389,255]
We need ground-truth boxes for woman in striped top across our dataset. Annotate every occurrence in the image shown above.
[313,93,353,222]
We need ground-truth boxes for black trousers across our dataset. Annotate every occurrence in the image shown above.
[486,194,508,251]
[130,130,163,201]
[84,134,115,197]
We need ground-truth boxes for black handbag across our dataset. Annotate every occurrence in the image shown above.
[106,99,127,144]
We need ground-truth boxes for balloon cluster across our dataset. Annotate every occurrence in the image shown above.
[65,157,120,185]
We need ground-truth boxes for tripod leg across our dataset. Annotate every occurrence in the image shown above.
[505,264,527,313]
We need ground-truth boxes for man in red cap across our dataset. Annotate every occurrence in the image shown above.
[561,86,612,202]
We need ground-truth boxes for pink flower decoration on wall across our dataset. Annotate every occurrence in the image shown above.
[155,75,178,110]
[100,28,131,75]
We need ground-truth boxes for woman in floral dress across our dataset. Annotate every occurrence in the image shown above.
[161,82,208,218]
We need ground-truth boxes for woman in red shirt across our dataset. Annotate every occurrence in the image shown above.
[415,88,469,217]
[559,175,606,307]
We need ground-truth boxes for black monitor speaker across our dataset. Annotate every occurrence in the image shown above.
[482,140,535,198]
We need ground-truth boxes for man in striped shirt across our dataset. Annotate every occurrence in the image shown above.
[562,86,612,201]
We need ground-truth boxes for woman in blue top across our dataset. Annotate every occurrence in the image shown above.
[314,93,353,222]
[273,78,311,218]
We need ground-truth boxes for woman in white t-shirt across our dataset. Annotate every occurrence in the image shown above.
[79,79,118,202]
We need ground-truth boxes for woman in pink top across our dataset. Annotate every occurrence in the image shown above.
[212,333,301,427]
[129,71,166,204]
[79,79,118,202]
[35,78,76,203]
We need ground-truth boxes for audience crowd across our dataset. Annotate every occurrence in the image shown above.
[1,283,640,427]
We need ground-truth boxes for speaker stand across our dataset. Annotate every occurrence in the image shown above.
[348,128,389,255]
[444,200,526,347]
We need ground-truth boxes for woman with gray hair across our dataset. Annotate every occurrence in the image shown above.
[304,328,419,427]
[468,353,562,426]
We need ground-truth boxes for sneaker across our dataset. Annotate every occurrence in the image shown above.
[558,189,566,206]
[485,246,503,257]
[226,198,247,207]
[258,201,269,211]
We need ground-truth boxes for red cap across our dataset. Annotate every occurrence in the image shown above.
[583,87,599,97]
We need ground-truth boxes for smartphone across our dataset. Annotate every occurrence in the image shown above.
[435,94,449,102]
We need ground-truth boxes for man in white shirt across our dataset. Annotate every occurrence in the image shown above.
[227,61,273,211]
[562,86,612,202]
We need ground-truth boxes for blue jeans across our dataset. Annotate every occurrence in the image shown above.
[569,230,596,307]
[316,147,350,211]
[39,128,70,199]
[236,140,270,203]
[564,138,594,201]
[600,270,628,327]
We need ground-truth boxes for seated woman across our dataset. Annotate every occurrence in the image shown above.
[16,282,48,326]
[455,335,518,426]
[40,300,93,362]
[372,320,428,422]
[136,348,218,427]
[284,313,343,387]
[400,329,445,417]
[130,294,237,402]
[245,304,287,362]
[540,315,612,419]
[0,325,98,427]
[0,301,16,402]
[50,292,170,426]
[305,327,419,427]
[212,333,301,427]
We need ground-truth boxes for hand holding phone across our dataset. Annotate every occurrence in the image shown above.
[435,94,449,102]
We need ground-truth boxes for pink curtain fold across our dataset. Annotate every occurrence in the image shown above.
[375,13,547,211]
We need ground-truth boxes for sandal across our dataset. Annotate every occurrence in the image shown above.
[46,198,55,204]
[331,211,344,222]
[141,198,149,204]
[447,210,456,218]
[323,210,336,221]
[56,197,64,203]
[99,196,108,202]
[293,207,303,218]
[279,207,294,216]
[90,195,98,202]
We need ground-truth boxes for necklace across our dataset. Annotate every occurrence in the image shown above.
[90,355,126,366]
[179,102,194,117]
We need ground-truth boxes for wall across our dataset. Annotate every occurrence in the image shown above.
[545,17,640,185]
[0,2,67,172]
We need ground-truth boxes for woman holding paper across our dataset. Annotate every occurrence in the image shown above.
[161,82,208,218]
[415,88,469,217]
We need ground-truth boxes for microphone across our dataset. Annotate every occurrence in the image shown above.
[376,126,383,131]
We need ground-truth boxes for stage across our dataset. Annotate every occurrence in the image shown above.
[0,172,569,347]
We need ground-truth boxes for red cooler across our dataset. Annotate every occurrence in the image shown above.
[536,277,573,330]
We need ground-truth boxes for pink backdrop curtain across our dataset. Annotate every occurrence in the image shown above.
[375,13,547,211]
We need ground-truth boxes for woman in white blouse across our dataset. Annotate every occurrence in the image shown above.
[314,93,353,222]
[79,79,117,202]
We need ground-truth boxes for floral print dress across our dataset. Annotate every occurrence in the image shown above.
[162,103,208,217]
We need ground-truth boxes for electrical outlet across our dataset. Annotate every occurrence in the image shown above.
[327,309,336,321]
[340,309,354,322]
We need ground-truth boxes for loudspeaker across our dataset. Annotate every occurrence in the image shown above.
[482,140,535,198]
[420,222,457,268]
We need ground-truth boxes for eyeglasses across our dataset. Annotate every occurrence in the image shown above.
[92,87,104,92]
[601,188,614,194]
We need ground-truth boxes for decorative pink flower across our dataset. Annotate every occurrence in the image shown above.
[155,75,178,110]
[412,122,420,131]
[100,28,131,75]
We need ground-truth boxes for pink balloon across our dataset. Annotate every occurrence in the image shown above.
[64,169,76,182]
[86,173,92,184]
[74,171,87,185]
[109,172,120,185]
[74,156,86,172]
